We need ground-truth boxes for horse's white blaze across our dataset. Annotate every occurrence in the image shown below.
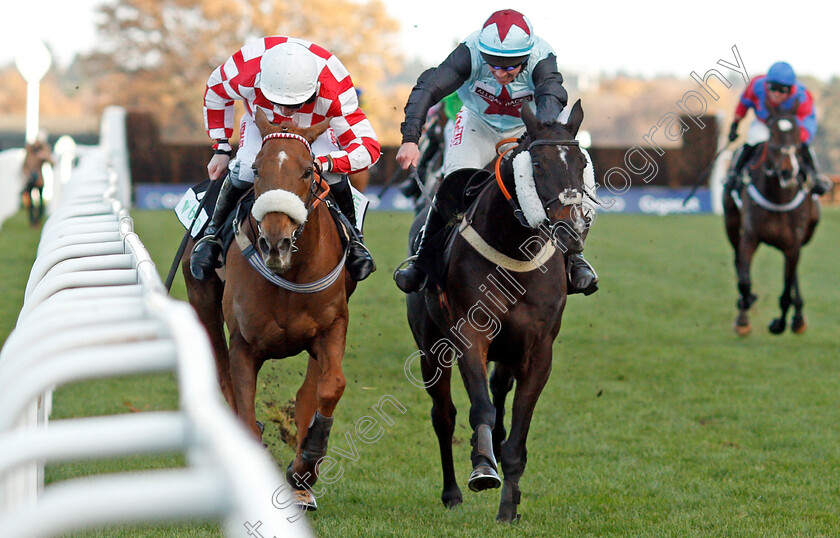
[252,188,308,225]
[276,151,289,170]
[557,145,568,166]
[777,119,794,132]
[513,151,548,228]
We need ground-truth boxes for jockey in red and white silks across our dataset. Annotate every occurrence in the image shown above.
[204,36,380,187]
[190,36,379,283]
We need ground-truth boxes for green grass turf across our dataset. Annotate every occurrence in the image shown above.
[2,206,839,536]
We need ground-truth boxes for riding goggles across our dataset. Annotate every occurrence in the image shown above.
[768,83,792,94]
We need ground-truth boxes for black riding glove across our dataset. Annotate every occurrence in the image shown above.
[728,121,740,142]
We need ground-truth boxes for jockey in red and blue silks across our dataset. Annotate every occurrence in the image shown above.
[724,61,831,195]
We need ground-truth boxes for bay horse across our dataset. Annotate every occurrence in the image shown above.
[723,101,820,335]
[21,138,52,226]
[181,109,355,510]
[406,101,591,521]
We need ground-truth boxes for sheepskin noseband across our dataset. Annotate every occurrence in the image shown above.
[252,189,308,225]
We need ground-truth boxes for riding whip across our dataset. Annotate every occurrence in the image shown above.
[682,141,735,206]
[164,174,224,292]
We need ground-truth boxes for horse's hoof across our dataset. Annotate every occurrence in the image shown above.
[441,489,463,508]
[496,503,521,523]
[792,315,808,334]
[468,464,501,492]
[292,489,318,511]
[733,321,751,337]
[768,318,786,335]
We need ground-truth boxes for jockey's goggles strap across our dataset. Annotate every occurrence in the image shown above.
[261,132,312,155]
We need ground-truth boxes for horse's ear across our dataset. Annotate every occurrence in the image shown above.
[564,99,584,138]
[255,108,273,137]
[521,103,540,133]
[302,118,332,144]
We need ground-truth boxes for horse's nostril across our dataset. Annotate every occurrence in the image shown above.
[279,237,292,254]
[257,236,270,254]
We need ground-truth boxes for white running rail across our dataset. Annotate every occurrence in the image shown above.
[0,109,310,537]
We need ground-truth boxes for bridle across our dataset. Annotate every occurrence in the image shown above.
[751,117,801,190]
[231,129,349,293]
[253,131,331,250]
[494,137,588,231]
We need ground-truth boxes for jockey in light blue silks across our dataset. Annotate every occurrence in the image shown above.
[724,61,831,196]
[393,9,598,295]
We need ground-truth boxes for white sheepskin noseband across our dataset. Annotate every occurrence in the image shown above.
[252,189,308,225]
[581,147,595,191]
[513,151,548,228]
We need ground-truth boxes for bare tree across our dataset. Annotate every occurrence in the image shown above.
[80,0,404,141]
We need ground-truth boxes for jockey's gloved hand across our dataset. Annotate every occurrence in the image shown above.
[728,121,740,142]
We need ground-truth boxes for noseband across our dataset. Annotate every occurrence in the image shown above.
[495,138,586,229]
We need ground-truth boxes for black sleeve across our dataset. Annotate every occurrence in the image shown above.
[531,53,567,124]
[400,44,472,144]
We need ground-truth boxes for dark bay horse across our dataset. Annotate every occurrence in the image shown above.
[181,109,355,510]
[407,101,591,521]
[723,101,820,335]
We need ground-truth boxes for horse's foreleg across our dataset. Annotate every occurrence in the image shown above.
[228,331,263,440]
[734,234,759,336]
[293,355,319,450]
[770,248,800,334]
[489,363,514,461]
[497,344,552,523]
[791,276,808,334]
[723,202,742,267]
[456,344,500,493]
[288,322,347,494]
[421,346,462,508]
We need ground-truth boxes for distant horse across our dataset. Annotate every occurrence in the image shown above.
[181,109,355,510]
[406,101,591,521]
[21,139,52,226]
[723,100,820,335]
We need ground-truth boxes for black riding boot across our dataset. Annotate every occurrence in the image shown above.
[724,144,756,194]
[567,252,598,295]
[393,200,446,293]
[190,176,247,281]
[332,178,376,281]
[800,144,833,195]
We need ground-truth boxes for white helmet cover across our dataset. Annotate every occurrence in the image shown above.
[260,42,320,105]
[478,9,535,57]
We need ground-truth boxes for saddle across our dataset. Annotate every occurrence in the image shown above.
[412,169,495,289]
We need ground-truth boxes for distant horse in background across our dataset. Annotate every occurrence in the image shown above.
[406,101,592,521]
[723,100,821,335]
[181,109,355,511]
[21,138,52,226]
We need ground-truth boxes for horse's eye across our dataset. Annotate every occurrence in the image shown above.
[303,168,313,179]
[251,166,259,177]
